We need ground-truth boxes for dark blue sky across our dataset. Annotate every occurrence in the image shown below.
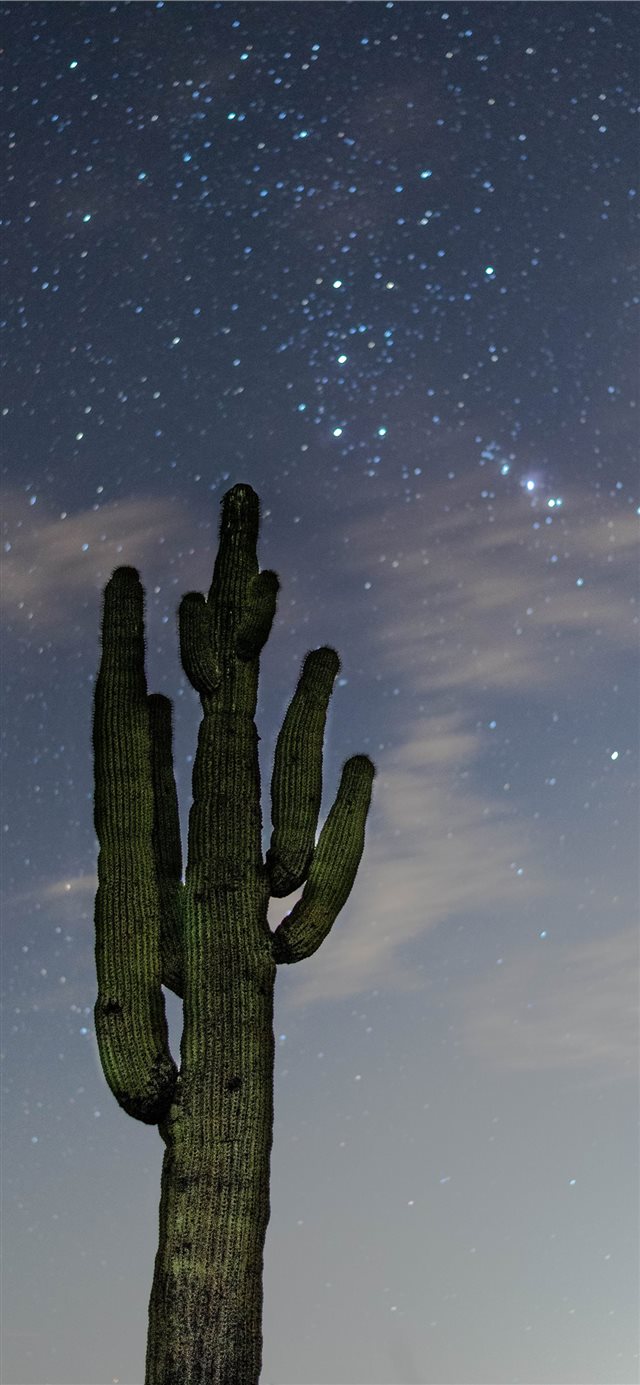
[2,4,638,1382]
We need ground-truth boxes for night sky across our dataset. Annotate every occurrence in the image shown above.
[2,3,638,1383]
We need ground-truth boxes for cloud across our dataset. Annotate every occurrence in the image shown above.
[277,476,636,1010]
[342,475,637,699]
[9,474,633,1034]
[4,871,98,916]
[451,926,638,1079]
[1,489,191,637]
[43,873,98,899]
[273,710,549,1008]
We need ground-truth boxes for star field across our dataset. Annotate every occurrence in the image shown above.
[2,5,638,1383]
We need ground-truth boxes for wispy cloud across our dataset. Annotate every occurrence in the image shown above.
[4,871,98,917]
[43,873,98,901]
[342,475,637,698]
[9,476,634,1049]
[451,926,638,1079]
[273,708,548,1008]
[1,489,191,637]
[278,477,636,1012]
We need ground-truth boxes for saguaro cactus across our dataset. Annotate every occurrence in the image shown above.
[93,483,375,1384]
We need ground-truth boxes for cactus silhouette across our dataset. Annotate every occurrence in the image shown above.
[93,483,375,1384]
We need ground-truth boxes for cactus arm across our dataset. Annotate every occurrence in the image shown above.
[181,486,265,901]
[266,647,340,897]
[208,481,260,613]
[93,568,178,1123]
[179,487,267,695]
[148,694,184,998]
[236,569,280,661]
[178,592,221,696]
[271,753,376,964]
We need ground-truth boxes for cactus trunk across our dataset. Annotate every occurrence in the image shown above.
[145,935,275,1384]
[93,483,375,1382]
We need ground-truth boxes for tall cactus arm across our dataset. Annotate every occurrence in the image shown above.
[209,482,260,615]
[178,486,268,699]
[148,694,184,998]
[93,568,178,1123]
[236,569,280,661]
[266,647,340,897]
[271,754,376,964]
[180,487,264,908]
[178,592,221,697]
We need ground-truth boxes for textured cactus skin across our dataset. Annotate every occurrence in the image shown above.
[93,484,375,1384]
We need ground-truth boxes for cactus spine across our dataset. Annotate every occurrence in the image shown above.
[93,483,375,1384]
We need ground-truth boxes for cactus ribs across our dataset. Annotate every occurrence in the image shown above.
[93,483,375,1384]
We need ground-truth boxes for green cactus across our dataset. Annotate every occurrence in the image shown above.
[93,483,375,1384]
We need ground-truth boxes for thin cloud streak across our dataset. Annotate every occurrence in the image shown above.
[44,873,98,899]
[346,478,637,698]
[8,478,634,1051]
[452,926,638,1079]
[1,489,191,636]
[281,478,636,1012]
[278,710,549,1008]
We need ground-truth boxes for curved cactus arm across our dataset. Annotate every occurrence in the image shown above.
[271,754,376,963]
[266,647,340,898]
[179,592,221,697]
[148,694,184,998]
[235,569,280,661]
[93,568,178,1124]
